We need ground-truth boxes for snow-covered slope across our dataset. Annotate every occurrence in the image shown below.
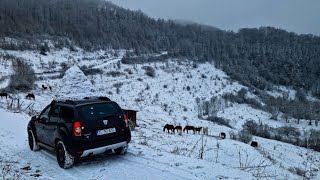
[1,49,320,179]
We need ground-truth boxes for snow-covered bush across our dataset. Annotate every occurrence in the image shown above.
[237,130,253,143]
[80,65,103,76]
[143,66,156,77]
[207,116,232,128]
[8,58,36,91]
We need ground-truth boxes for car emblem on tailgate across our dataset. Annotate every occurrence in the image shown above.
[103,120,108,125]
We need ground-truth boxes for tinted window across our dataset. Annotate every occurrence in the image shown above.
[60,106,74,123]
[51,105,61,116]
[39,106,51,122]
[78,102,123,121]
[49,105,61,123]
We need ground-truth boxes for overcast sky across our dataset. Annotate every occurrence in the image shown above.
[109,0,320,35]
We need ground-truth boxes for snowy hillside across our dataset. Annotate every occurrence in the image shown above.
[0,49,320,179]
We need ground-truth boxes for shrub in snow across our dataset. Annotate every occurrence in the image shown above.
[276,126,300,137]
[308,130,320,151]
[80,65,103,76]
[8,58,36,91]
[54,65,98,100]
[207,116,232,128]
[59,62,70,77]
[143,66,156,77]
[237,130,253,143]
[201,74,207,78]
[106,71,124,77]
[113,82,123,94]
[242,120,258,135]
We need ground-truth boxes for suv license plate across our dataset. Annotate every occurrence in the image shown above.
[96,128,116,136]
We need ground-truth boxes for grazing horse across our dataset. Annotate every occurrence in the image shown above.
[174,126,182,133]
[0,92,8,99]
[194,127,202,134]
[202,127,208,135]
[26,93,35,100]
[183,126,195,134]
[42,85,48,90]
[220,132,226,139]
[163,124,175,133]
[251,141,258,147]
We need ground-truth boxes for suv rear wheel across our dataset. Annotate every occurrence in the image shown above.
[114,145,128,155]
[28,130,40,151]
[56,141,74,169]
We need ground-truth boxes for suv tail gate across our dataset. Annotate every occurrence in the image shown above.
[77,102,126,142]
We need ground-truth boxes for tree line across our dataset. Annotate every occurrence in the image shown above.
[1,0,320,97]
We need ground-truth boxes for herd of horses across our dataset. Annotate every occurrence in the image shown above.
[163,124,210,136]
[163,124,258,147]
[0,84,53,101]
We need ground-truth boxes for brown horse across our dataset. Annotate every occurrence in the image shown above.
[194,127,202,134]
[174,126,182,133]
[183,126,194,134]
[163,124,175,133]
[0,92,8,99]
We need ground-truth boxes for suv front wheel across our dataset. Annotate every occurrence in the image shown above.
[56,141,74,169]
[28,130,40,151]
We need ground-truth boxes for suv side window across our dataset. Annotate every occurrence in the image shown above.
[39,105,51,122]
[60,106,74,123]
[49,105,62,123]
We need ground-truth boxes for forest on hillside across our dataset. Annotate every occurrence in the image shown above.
[1,0,320,97]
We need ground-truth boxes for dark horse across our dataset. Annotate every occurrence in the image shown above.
[26,93,35,100]
[42,85,48,90]
[163,124,175,133]
[0,92,8,99]
[220,132,226,139]
[183,126,195,134]
[251,141,258,147]
[194,127,202,134]
[174,126,182,133]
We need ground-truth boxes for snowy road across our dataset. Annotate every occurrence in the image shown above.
[0,108,202,180]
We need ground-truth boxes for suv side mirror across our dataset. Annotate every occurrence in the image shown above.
[40,116,48,123]
[31,115,38,121]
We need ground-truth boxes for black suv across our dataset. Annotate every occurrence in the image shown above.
[27,97,131,169]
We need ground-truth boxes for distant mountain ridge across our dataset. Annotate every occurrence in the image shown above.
[1,0,320,97]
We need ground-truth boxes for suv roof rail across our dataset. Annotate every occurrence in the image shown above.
[97,96,111,101]
[82,96,111,101]
[65,100,76,104]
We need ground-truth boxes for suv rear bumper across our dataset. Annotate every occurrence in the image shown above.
[67,130,131,157]
[80,141,127,157]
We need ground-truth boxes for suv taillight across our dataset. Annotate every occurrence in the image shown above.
[73,122,81,136]
[124,114,128,127]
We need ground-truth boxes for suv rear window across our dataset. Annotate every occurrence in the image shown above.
[78,102,123,121]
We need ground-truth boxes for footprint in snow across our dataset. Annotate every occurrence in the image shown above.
[174,163,182,166]
[30,173,42,177]
[215,175,229,179]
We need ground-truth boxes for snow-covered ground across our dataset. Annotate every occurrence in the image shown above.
[1,49,320,179]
